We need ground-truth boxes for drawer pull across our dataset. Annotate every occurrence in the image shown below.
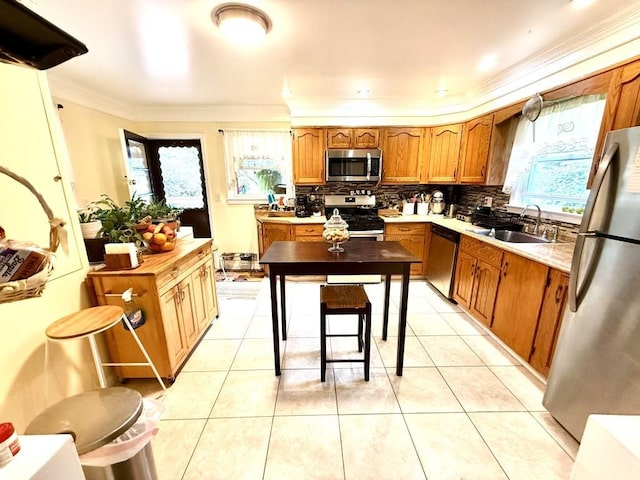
[502,262,509,277]
[198,250,206,259]
[171,267,180,278]
[555,285,564,303]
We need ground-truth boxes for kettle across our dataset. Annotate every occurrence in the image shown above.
[430,190,446,215]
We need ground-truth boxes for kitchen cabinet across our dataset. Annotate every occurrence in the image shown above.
[459,114,493,184]
[87,238,218,380]
[427,123,463,183]
[529,269,569,376]
[491,251,549,360]
[380,127,424,184]
[292,128,325,185]
[262,222,292,253]
[453,236,503,327]
[589,58,640,186]
[384,222,428,275]
[294,224,324,242]
[326,128,379,148]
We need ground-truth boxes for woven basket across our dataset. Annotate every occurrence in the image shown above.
[0,165,64,303]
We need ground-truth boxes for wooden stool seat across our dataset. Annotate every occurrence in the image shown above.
[320,284,372,382]
[46,306,124,340]
[46,305,166,392]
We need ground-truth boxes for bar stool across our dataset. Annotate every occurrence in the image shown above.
[320,284,372,382]
[46,305,166,392]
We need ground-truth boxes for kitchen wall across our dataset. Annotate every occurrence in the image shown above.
[56,102,289,256]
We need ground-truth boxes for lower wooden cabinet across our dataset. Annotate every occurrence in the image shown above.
[491,251,549,360]
[384,222,428,275]
[294,224,324,242]
[529,269,569,376]
[453,237,503,327]
[87,238,219,380]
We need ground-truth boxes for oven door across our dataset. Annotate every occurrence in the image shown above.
[326,230,384,284]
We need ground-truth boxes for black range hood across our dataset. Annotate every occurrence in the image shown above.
[0,0,88,70]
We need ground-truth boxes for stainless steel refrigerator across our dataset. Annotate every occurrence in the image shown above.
[543,126,640,441]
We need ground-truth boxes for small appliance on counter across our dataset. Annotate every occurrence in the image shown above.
[455,207,474,223]
[430,190,446,215]
[295,196,311,217]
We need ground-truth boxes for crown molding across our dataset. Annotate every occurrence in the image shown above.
[47,4,640,125]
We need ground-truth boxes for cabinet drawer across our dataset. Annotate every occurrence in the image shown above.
[460,236,503,268]
[156,243,212,287]
[385,223,427,235]
[294,224,324,237]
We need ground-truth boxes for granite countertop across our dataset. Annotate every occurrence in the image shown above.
[257,213,575,273]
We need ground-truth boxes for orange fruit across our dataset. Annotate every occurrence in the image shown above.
[153,233,167,245]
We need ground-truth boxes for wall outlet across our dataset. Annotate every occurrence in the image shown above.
[483,196,493,208]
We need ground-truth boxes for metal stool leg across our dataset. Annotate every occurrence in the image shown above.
[87,334,108,388]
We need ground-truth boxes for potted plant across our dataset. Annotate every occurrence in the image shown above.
[92,194,144,247]
[141,200,183,231]
[78,207,102,239]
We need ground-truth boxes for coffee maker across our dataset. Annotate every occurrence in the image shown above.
[295,196,311,217]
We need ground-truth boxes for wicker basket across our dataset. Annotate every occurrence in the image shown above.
[0,165,64,303]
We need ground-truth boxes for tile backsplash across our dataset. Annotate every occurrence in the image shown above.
[295,183,578,241]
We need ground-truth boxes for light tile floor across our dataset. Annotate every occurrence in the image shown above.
[130,278,579,480]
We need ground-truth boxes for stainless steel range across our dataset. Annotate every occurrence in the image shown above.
[324,194,384,283]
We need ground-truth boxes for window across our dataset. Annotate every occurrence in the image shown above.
[503,94,606,218]
[222,129,292,203]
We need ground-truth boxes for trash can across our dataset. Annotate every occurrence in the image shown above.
[25,387,161,480]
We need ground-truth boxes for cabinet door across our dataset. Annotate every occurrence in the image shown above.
[326,128,352,148]
[180,275,199,346]
[292,128,325,184]
[470,260,501,327]
[453,250,476,308]
[159,286,189,371]
[428,124,463,183]
[192,259,218,333]
[384,234,425,275]
[459,114,493,184]
[529,270,569,376]
[589,60,640,187]
[263,223,292,252]
[491,252,549,359]
[353,128,379,148]
[380,127,423,183]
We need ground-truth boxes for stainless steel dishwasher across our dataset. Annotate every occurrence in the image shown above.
[425,224,460,300]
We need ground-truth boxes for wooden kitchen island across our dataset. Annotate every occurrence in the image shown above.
[260,240,420,376]
[86,238,219,381]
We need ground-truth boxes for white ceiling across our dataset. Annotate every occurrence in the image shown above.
[25,0,640,123]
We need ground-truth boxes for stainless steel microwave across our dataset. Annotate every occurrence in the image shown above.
[325,148,382,182]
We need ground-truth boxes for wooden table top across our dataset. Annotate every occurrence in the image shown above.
[46,305,125,340]
[259,241,421,266]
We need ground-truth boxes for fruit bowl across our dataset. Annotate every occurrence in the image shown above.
[141,222,177,254]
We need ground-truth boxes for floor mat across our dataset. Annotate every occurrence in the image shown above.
[216,271,264,299]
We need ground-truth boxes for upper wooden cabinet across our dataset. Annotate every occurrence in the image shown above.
[327,128,379,149]
[381,127,424,184]
[459,114,494,184]
[589,59,640,186]
[292,128,325,185]
[427,123,463,183]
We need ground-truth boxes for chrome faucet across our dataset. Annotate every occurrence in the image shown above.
[520,204,541,234]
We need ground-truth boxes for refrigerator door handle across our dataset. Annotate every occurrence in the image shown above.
[568,141,619,312]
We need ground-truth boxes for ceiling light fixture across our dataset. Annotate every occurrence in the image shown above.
[478,54,498,72]
[212,3,272,46]
[357,89,370,97]
[570,0,596,9]
[435,89,448,98]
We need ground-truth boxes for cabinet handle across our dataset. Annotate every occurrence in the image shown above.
[470,264,475,277]
[201,267,208,279]
[502,262,509,277]
[555,285,563,303]
[198,250,205,259]
[400,227,409,231]
[171,267,180,278]
[453,167,457,178]
[181,289,186,301]
[481,165,486,176]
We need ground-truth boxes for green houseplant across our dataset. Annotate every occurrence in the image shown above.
[78,207,103,239]
[92,194,143,247]
[142,200,183,222]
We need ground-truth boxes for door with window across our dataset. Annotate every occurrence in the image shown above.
[120,130,211,237]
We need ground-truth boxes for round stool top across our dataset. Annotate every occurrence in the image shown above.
[46,305,124,340]
[24,387,143,455]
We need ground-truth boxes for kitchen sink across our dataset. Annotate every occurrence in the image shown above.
[470,228,552,243]
[492,230,551,244]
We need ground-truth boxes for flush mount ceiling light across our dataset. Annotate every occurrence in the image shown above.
[212,3,272,45]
